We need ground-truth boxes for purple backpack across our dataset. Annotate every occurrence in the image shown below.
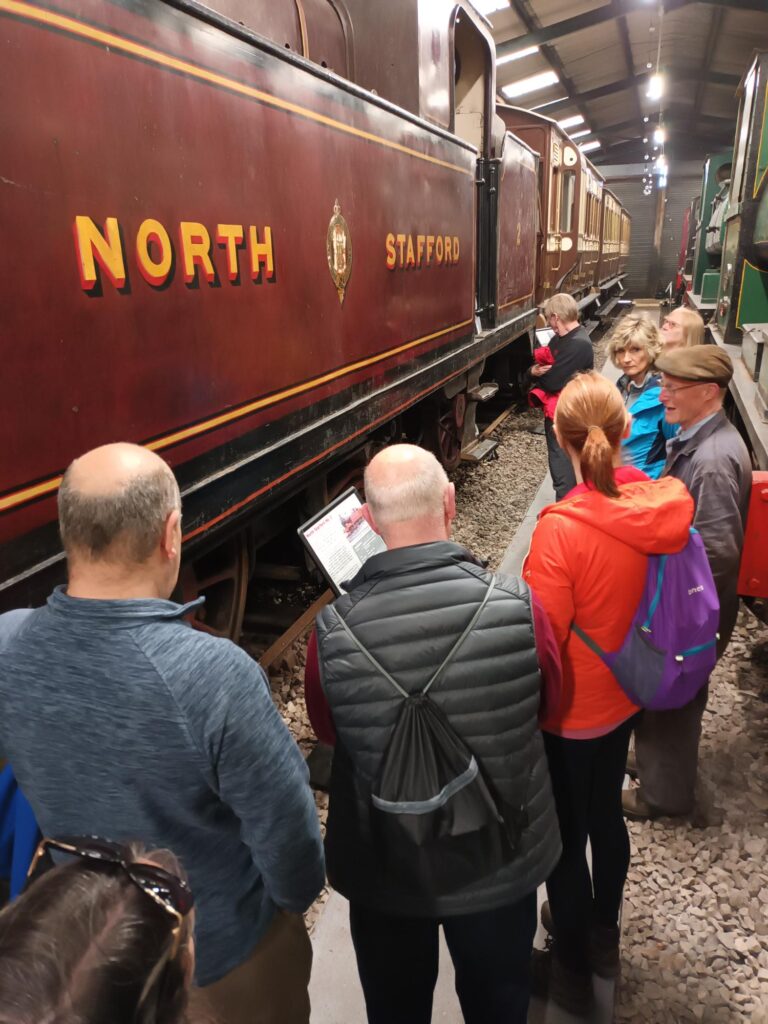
[572,529,719,710]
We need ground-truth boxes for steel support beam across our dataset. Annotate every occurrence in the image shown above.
[538,69,740,117]
[506,0,594,131]
[496,0,768,60]
[599,110,736,138]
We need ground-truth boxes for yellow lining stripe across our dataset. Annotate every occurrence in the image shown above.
[0,317,474,514]
[0,0,472,176]
[498,291,533,311]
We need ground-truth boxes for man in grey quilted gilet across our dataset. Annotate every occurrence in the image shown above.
[306,444,562,1024]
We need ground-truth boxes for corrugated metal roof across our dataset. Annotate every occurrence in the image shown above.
[486,0,768,166]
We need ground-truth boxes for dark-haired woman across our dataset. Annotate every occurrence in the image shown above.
[523,371,694,1014]
[0,837,199,1024]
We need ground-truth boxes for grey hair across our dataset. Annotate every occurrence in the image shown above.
[58,465,181,564]
[543,293,579,324]
[364,449,448,527]
[607,314,663,368]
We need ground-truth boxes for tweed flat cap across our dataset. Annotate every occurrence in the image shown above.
[656,344,733,385]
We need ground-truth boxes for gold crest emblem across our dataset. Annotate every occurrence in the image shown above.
[327,200,352,304]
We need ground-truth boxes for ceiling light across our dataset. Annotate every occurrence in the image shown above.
[558,114,585,130]
[659,174,668,187]
[570,129,591,139]
[579,140,601,153]
[497,46,540,66]
[645,153,650,159]
[646,62,653,69]
[646,73,664,100]
[502,70,559,98]
[653,127,666,144]
[473,0,509,14]
[643,116,650,123]
[643,136,648,143]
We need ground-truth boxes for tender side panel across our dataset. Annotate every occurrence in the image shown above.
[495,134,537,324]
[0,0,475,550]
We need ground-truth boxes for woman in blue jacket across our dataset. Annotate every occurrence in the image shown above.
[607,315,677,478]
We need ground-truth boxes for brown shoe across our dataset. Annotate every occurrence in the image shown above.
[622,787,663,821]
[539,902,620,979]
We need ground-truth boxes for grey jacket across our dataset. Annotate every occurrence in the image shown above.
[663,411,752,650]
[316,542,561,918]
[0,589,325,986]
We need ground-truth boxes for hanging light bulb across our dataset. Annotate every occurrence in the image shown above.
[646,73,664,100]
[643,136,648,143]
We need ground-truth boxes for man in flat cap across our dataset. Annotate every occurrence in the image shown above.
[624,344,751,821]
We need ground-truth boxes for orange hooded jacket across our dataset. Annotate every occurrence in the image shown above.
[523,477,694,736]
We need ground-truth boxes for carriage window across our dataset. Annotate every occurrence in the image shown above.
[560,170,576,233]
[549,172,561,234]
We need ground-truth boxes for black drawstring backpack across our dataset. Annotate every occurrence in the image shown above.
[334,577,525,896]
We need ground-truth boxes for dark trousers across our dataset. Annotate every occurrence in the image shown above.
[349,894,537,1024]
[635,684,708,815]
[544,417,576,501]
[543,717,636,974]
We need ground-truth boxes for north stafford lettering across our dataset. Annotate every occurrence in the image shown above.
[73,216,275,291]
[385,232,460,270]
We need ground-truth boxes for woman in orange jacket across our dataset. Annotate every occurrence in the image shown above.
[523,371,694,1014]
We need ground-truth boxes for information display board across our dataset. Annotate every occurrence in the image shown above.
[298,487,386,595]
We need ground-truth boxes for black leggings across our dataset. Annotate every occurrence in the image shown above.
[543,717,637,973]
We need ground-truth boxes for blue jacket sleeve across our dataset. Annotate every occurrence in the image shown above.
[196,643,325,912]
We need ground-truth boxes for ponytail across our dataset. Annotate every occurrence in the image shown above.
[580,424,620,498]
[554,371,628,499]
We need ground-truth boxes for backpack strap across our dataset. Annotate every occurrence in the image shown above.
[333,575,496,699]
[570,622,607,659]
[641,555,668,632]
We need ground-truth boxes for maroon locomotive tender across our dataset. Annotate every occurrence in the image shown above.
[0,0,629,630]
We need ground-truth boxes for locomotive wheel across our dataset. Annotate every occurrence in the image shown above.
[424,394,466,472]
[179,535,249,641]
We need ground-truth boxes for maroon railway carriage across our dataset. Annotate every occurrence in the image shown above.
[0,0,540,622]
[497,104,598,307]
[597,188,623,287]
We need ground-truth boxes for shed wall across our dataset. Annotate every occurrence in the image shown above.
[608,176,700,297]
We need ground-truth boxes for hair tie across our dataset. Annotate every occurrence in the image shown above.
[587,424,602,433]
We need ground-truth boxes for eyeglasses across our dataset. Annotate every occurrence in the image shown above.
[659,382,709,396]
[661,318,682,329]
[27,836,194,957]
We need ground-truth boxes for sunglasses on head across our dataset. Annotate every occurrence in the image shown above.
[28,836,194,957]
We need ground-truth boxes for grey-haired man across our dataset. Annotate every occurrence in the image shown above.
[625,346,751,821]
